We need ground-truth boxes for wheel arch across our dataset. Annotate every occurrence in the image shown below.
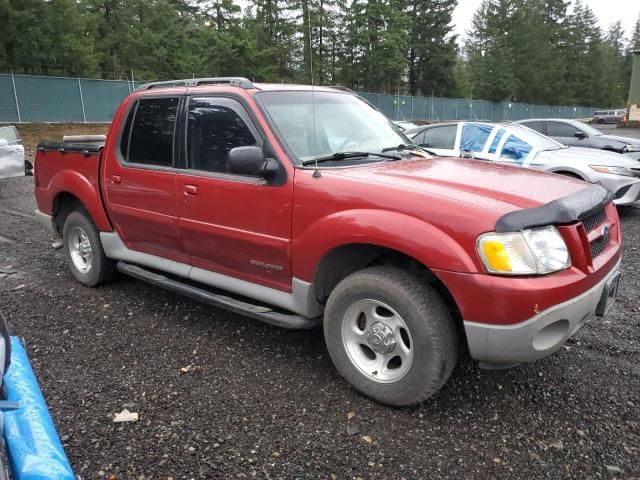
[48,170,112,235]
[313,243,464,332]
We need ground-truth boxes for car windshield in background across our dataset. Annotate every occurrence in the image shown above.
[576,122,604,137]
[256,91,410,164]
[508,124,565,151]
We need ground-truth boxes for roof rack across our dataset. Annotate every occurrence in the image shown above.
[139,77,255,90]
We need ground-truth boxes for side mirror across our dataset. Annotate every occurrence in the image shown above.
[574,131,587,139]
[228,146,266,176]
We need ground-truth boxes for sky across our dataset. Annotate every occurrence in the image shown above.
[452,0,640,42]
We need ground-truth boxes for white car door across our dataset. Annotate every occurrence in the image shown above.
[0,126,25,180]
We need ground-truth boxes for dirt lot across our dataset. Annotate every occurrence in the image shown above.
[0,179,639,478]
[2,123,110,161]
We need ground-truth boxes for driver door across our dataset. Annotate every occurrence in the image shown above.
[176,96,294,292]
[547,121,590,148]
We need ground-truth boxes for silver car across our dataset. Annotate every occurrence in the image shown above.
[406,121,640,205]
[0,126,26,180]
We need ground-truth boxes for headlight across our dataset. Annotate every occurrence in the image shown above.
[624,144,640,152]
[589,165,634,177]
[477,226,570,275]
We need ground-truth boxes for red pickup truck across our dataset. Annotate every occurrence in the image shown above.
[34,77,622,405]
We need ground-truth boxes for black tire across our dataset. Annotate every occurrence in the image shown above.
[62,210,116,287]
[323,266,457,406]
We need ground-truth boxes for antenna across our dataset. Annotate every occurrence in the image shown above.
[307,3,320,177]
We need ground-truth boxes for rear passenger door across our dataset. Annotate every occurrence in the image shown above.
[102,95,188,264]
[176,96,294,292]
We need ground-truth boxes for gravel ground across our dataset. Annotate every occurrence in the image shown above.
[0,176,639,479]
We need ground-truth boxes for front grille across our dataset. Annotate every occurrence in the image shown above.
[591,235,609,259]
[582,209,607,233]
[581,208,610,260]
[614,185,631,200]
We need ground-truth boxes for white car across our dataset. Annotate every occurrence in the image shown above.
[406,122,640,205]
[0,126,27,180]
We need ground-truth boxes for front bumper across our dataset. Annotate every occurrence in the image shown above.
[464,258,621,365]
[596,176,640,205]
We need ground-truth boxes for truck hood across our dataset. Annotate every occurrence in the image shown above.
[334,156,587,215]
[539,146,640,167]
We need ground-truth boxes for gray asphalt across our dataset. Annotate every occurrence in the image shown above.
[0,176,639,479]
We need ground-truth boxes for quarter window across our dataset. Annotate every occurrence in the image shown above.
[121,97,179,167]
[187,98,257,173]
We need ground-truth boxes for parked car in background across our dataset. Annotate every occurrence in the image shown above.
[0,126,29,180]
[516,119,640,160]
[392,120,419,132]
[32,77,623,406]
[592,109,626,124]
[406,121,640,205]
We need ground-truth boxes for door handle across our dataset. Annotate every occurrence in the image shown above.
[184,184,198,195]
[111,174,122,184]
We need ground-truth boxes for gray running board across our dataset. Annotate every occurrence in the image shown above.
[116,261,321,330]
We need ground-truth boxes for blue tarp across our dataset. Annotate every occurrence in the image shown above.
[500,135,533,163]
[3,338,74,480]
[488,128,506,154]
[460,123,494,152]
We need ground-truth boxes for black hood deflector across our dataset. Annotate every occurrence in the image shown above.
[495,184,613,232]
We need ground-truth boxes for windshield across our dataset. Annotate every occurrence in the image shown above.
[506,124,565,151]
[256,91,410,164]
[573,121,603,137]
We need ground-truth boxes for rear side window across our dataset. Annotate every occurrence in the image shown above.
[421,125,457,149]
[520,121,544,134]
[488,128,506,153]
[187,98,257,173]
[120,97,179,167]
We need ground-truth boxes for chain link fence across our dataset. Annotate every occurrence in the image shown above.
[0,73,602,123]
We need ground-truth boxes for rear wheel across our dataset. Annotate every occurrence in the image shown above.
[323,266,457,406]
[63,210,116,287]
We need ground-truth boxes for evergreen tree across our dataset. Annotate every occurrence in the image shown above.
[407,0,457,97]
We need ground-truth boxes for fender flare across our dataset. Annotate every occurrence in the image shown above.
[292,209,478,282]
[48,170,112,232]
[546,167,587,180]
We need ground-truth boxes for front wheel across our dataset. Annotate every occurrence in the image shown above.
[62,210,116,287]
[324,266,457,406]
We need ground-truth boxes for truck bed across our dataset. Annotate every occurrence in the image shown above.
[34,139,105,222]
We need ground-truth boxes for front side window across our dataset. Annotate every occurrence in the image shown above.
[547,122,581,138]
[500,135,532,163]
[121,97,179,167]
[422,125,457,149]
[187,98,257,173]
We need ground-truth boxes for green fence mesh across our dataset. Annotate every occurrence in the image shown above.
[0,74,603,123]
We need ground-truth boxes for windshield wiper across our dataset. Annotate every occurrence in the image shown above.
[383,143,437,156]
[381,143,415,152]
[302,151,401,166]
